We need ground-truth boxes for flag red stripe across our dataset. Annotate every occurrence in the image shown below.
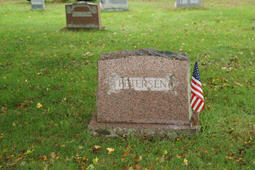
[191,90,204,101]
[194,100,203,112]
[193,98,201,111]
[191,83,203,96]
[191,97,199,109]
[197,102,205,112]
[190,62,205,113]
[191,80,203,92]
[192,77,202,87]
[190,95,196,106]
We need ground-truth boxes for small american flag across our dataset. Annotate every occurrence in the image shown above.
[190,62,205,113]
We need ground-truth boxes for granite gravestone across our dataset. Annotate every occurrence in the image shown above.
[31,0,45,10]
[102,0,128,11]
[175,0,201,8]
[89,49,199,137]
[65,2,101,30]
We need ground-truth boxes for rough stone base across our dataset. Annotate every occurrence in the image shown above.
[101,8,128,12]
[61,26,106,31]
[31,5,45,10]
[88,115,200,138]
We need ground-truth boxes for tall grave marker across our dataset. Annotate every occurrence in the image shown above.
[175,0,202,8]
[89,49,200,137]
[31,0,45,10]
[65,1,101,30]
[102,0,128,11]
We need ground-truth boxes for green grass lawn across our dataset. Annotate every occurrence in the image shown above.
[0,0,255,169]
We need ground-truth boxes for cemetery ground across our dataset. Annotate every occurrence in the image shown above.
[0,0,255,169]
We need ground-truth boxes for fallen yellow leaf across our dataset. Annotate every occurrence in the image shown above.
[134,155,142,162]
[93,145,101,150]
[176,154,181,158]
[235,82,243,87]
[123,150,129,156]
[92,157,99,165]
[7,154,14,159]
[43,155,47,161]
[225,156,234,160]
[50,152,56,160]
[107,148,115,154]
[133,164,140,170]
[184,158,188,166]
[36,103,43,109]
[24,149,33,155]
[82,156,88,163]
[14,156,24,163]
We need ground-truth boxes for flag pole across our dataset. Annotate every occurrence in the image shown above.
[190,56,203,126]
[192,55,200,126]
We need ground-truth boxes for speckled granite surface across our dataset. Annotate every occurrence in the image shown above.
[89,49,198,137]
[100,48,188,60]
[89,115,200,138]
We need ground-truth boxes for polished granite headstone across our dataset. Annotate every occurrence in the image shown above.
[65,2,101,30]
[175,0,201,8]
[102,0,128,11]
[31,0,45,10]
[89,49,200,137]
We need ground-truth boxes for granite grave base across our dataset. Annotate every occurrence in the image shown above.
[61,26,106,31]
[102,8,128,12]
[89,115,200,138]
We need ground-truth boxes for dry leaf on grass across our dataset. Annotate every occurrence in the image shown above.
[107,148,115,154]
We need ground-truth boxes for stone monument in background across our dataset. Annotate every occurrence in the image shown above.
[89,49,200,137]
[31,0,45,10]
[102,0,128,11]
[175,0,202,8]
[65,1,101,30]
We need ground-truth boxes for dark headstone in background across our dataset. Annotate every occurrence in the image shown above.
[65,2,101,30]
